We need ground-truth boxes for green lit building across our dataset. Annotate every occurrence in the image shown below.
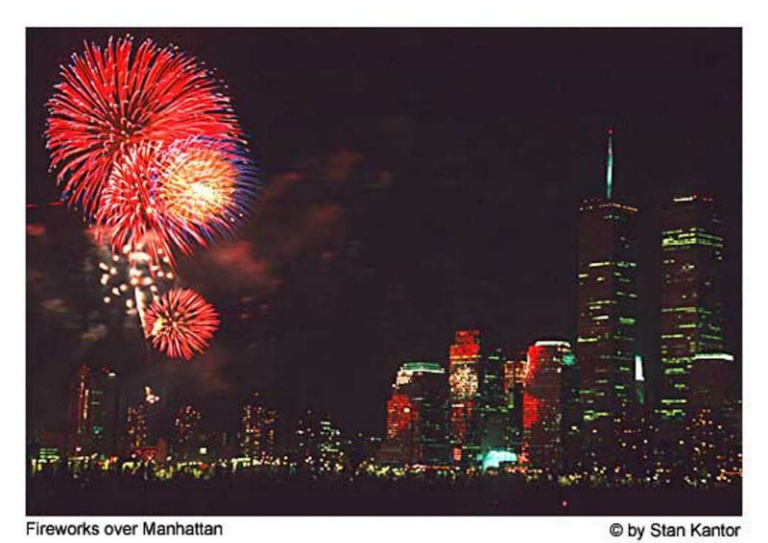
[576,129,639,473]
[293,410,348,473]
[655,195,726,477]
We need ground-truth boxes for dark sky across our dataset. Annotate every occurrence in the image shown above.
[26,28,741,440]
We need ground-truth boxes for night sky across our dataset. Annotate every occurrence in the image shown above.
[26,28,741,440]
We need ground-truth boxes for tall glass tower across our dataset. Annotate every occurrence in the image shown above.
[576,129,639,473]
[655,194,725,477]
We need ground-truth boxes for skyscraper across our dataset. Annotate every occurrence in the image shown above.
[447,329,506,466]
[503,353,526,456]
[174,404,203,459]
[477,346,507,462]
[380,361,449,465]
[293,410,347,473]
[241,392,277,462]
[576,129,639,473]
[522,340,573,474]
[655,195,726,477]
[448,330,481,464]
[67,364,119,456]
[687,352,740,486]
[126,402,148,453]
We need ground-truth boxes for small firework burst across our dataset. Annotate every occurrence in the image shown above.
[143,288,220,360]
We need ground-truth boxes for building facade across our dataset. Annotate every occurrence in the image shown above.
[380,361,450,465]
[68,364,119,456]
[576,129,639,473]
[293,410,347,473]
[174,404,203,459]
[521,340,572,474]
[655,195,727,479]
[241,392,277,462]
[447,329,507,467]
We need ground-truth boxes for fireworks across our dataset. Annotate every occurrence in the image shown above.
[159,138,256,233]
[143,288,220,360]
[94,141,200,266]
[94,138,255,267]
[46,36,242,217]
[161,141,238,222]
[46,35,257,361]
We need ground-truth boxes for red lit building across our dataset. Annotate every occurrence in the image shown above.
[522,340,573,474]
[448,330,481,463]
[379,362,449,465]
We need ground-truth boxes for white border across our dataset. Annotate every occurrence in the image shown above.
[4,1,766,541]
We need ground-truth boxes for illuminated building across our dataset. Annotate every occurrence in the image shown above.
[477,346,508,462]
[126,402,148,452]
[240,392,277,461]
[293,410,347,473]
[655,195,726,477]
[576,129,639,472]
[67,364,119,456]
[28,431,67,473]
[687,353,741,486]
[503,353,526,456]
[448,330,481,464]
[124,385,163,455]
[446,329,511,467]
[174,404,203,459]
[522,340,572,474]
[379,361,449,465]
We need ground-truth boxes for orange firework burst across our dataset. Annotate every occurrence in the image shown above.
[143,288,220,360]
[94,141,217,267]
[93,138,255,268]
[159,140,240,227]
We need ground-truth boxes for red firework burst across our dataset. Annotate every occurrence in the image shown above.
[143,288,220,360]
[46,36,242,217]
[94,139,246,267]
[94,142,208,267]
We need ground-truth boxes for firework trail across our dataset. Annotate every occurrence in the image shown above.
[92,238,174,329]
[143,288,220,360]
[46,36,258,361]
[46,36,243,217]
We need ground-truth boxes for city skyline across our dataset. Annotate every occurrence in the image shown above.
[47,171,740,480]
[27,27,741,446]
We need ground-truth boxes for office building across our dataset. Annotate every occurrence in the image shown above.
[522,340,572,474]
[380,361,449,465]
[655,194,726,476]
[576,129,639,472]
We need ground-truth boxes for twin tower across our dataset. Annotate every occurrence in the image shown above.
[381,129,738,483]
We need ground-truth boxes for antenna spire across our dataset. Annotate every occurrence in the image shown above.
[606,127,614,200]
